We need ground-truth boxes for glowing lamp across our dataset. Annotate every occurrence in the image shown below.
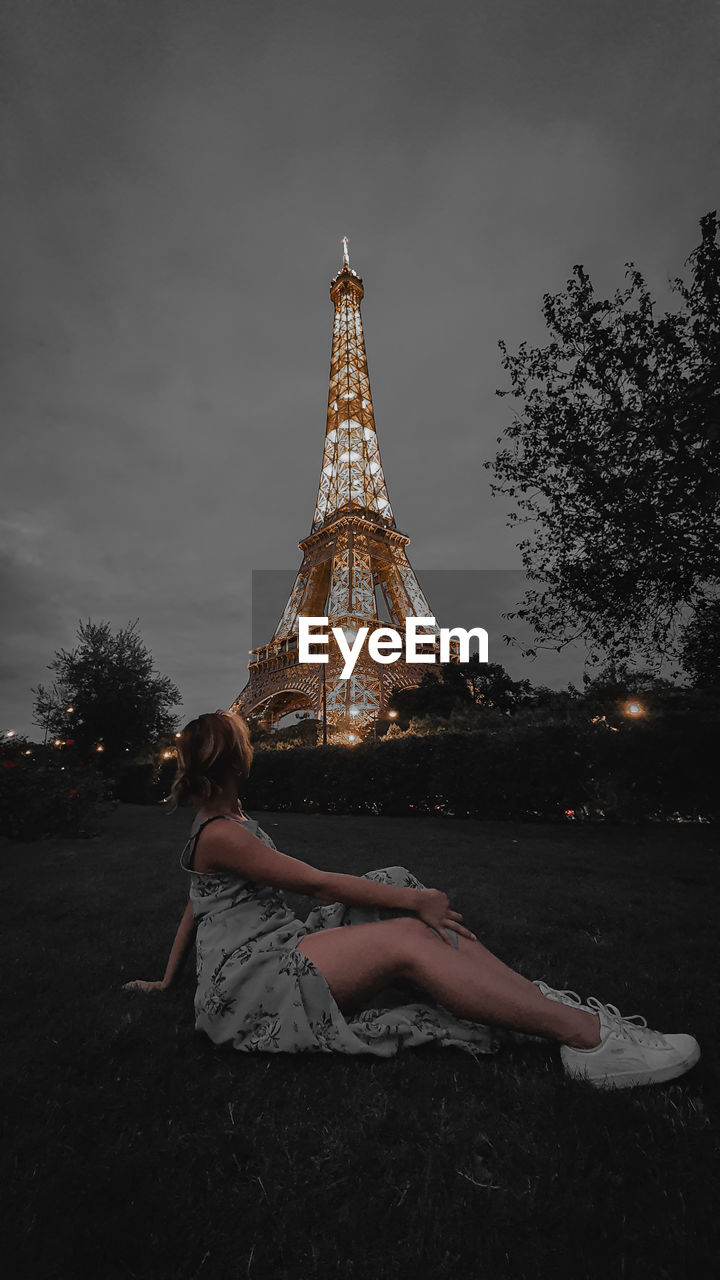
[388,710,398,719]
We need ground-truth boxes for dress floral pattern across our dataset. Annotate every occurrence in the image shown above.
[180,812,500,1060]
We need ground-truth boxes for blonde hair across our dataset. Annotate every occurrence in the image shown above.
[169,710,253,810]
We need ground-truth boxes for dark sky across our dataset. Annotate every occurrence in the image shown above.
[2,0,718,736]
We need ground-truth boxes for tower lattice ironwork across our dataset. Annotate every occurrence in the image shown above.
[230,240,456,740]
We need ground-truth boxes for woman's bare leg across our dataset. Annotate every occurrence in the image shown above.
[296,918,600,1048]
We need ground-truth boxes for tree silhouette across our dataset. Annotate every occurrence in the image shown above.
[32,619,181,761]
[488,212,720,667]
[680,599,720,688]
[456,656,533,712]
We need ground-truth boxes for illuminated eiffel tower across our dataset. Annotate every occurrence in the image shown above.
[231,239,456,740]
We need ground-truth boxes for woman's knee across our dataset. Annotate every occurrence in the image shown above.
[391,916,432,977]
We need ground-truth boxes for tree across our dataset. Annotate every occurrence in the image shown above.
[680,599,720,687]
[487,212,720,667]
[579,663,677,725]
[32,619,181,762]
[456,657,533,712]
[386,659,533,729]
[387,667,472,727]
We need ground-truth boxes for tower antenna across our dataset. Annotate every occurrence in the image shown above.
[342,235,350,267]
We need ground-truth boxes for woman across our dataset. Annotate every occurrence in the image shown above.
[124,710,700,1088]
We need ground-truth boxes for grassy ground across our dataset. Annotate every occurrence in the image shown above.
[3,805,718,1279]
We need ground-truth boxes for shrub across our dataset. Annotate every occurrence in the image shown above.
[0,748,108,840]
[112,757,178,805]
[242,714,717,823]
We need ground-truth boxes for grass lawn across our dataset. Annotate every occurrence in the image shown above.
[4,804,718,1279]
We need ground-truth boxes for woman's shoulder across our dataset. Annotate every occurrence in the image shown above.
[182,808,280,874]
[183,813,251,873]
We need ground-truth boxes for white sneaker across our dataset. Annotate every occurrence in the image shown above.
[560,996,701,1089]
[533,980,590,1010]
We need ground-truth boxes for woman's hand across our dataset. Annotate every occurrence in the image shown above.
[123,979,170,993]
[414,888,478,944]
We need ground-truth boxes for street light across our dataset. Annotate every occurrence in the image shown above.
[624,700,645,718]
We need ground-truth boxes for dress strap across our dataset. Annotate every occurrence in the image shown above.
[179,814,249,872]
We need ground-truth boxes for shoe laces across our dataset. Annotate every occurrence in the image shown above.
[533,982,584,1006]
[550,987,584,1006]
[587,996,667,1048]
[530,983,579,1003]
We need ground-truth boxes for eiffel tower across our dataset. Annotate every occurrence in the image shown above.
[230,239,456,741]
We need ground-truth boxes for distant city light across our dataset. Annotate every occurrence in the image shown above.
[388,710,398,719]
[624,701,645,717]
[66,706,74,713]
[5,730,16,738]
[162,751,173,759]
[53,739,62,747]
[96,745,104,753]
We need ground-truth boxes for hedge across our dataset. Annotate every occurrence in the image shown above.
[241,717,717,822]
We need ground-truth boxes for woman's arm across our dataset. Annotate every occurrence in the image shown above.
[313,870,421,913]
[123,898,197,993]
[313,871,475,943]
[196,822,471,937]
[198,821,423,912]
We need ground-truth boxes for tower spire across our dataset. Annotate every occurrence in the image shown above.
[312,246,394,532]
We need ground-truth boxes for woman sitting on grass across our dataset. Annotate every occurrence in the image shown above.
[125,710,700,1089]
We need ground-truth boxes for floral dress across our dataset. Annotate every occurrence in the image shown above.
[180,811,500,1060]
